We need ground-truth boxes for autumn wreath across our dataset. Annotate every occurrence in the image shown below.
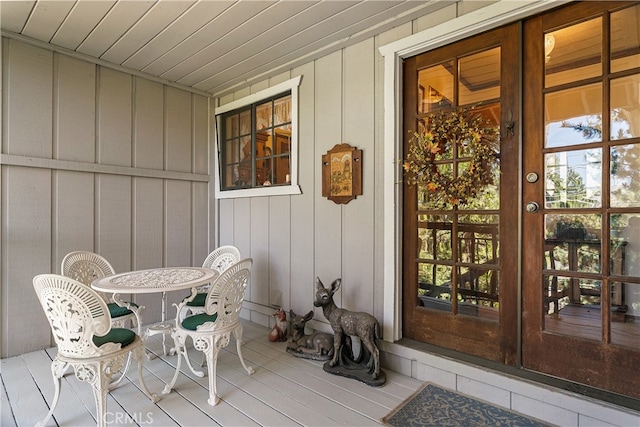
[403,107,500,207]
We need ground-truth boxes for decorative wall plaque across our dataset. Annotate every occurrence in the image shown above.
[322,143,362,204]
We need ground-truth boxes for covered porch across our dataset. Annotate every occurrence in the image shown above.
[2,320,422,427]
[3,319,639,427]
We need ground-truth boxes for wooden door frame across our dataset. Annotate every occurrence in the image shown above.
[401,23,521,364]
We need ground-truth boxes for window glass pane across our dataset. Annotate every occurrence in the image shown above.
[239,110,251,136]
[611,143,640,207]
[418,214,452,261]
[610,213,640,278]
[545,84,602,148]
[459,47,500,106]
[611,5,640,73]
[274,95,291,125]
[610,74,640,140]
[543,274,570,316]
[224,165,236,188]
[237,135,252,187]
[545,18,602,88]
[418,263,452,305]
[256,129,271,186]
[273,127,291,185]
[544,149,602,209]
[456,215,499,320]
[226,115,238,138]
[239,135,251,162]
[611,281,640,350]
[224,138,239,164]
[256,101,272,130]
[545,213,601,273]
[457,216,499,265]
[543,275,602,341]
[418,61,454,113]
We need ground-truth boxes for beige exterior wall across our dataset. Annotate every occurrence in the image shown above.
[0,0,495,356]
[0,0,527,355]
[214,2,464,334]
[0,39,211,357]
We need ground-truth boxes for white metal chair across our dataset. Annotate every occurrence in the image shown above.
[62,251,142,384]
[62,251,141,333]
[177,245,241,323]
[33,274,158,427]
[165,258,255,406]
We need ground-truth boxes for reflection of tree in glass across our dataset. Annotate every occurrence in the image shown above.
[611,144,640,206]
[561,120,602,139]
[546,149,601,208]
[546,167,586,208]
[611,109,633,140]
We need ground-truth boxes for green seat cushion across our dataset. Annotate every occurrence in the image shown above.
[107,302,138,319]
[185,292,207,307]
[93,328,136,348]
[181,313,218,331]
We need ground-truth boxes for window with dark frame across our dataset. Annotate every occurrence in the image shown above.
[218,92,292,190]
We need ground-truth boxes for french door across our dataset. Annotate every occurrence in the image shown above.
[402,23,520,364]
[522,1,640,398]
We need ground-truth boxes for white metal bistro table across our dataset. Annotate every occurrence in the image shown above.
[92,266,219,374]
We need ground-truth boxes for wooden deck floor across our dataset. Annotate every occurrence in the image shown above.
[1,320,423,426]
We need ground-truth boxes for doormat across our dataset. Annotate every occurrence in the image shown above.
[382,383,550,427]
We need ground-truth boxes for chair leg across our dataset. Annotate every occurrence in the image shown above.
[164,332,186,395]
[180,336,205,377]
[91,362,110,427]
[206,337,222,406]
[36,359,67,427]
[132,344,159,403]
[109,353,132,388]
[233,324,255,375]
[164,331,205,395]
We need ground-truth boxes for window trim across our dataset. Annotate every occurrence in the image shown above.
[214,76,302,199]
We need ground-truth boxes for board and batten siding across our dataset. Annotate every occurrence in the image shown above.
[217,35,396,334]
[214,2,469,335]
[1,0,484,355]
[212,0,490,335]
[0,39,212,357]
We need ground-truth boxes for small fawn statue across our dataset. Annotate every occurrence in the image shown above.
[286,309,334,360]
[268,308,288,342]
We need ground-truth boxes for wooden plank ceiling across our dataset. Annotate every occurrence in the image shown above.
[0,0,449,96]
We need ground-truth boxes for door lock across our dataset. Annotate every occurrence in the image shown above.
[525,201,540,213]
[526,172,539,183]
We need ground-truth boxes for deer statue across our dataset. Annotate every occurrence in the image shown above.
[313,277,381,380]
[286,309,334,360]
[268,308,288,342]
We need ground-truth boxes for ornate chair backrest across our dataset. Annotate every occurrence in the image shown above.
[62,251,116,284]
[202,245,241,273]
[33,274,113,358]
[62,251,116,301]
[205,258,252,329]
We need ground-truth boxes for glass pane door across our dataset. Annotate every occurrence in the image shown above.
[523,1,640,399]
[403,23,520,363]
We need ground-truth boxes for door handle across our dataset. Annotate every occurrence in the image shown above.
[525,202,540,213]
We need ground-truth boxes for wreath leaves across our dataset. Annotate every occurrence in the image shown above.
[403,107,500,207]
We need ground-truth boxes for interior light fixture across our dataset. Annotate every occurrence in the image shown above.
[426,86,443,104]
[545,33,556,64]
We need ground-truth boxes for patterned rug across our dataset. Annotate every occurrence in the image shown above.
[382,383,550,427]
